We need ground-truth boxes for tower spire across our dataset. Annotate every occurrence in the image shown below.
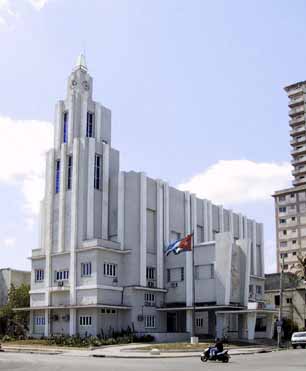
[74,53,87,72]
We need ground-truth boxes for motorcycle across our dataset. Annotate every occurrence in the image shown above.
[200,346,230,363]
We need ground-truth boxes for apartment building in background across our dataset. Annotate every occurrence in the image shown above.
[274,81,306,273]
[23,56,276,342]
[0,268,30,307]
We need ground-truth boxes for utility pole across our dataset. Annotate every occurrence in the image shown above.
[277,254,285,349]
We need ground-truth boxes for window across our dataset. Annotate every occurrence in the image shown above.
[35,316,45,326]
[79,316,92,326]
[86,112,94,138]
[291,193,295,198]
[146,267,155,280]
[195,264,214,280]
[144,315,155,328]
[292,217,296,221]
[293,240,297,244]
[63,111,68,143]
[181,267,184,281]
[55,160,60,193]
[256,285,262,295]
[293,251,297,256]
[286,298,293,304]
[101,309,116,314]
[167,269,170,283]
[67,155,73,190]
[274,295,280,306]
[197,225,204,243]
[279,207,286,213]
[283,264,289,270]
[279,196,286,202]
[55,269,69,281]
[279,219,286,224]
[196,318,204,328]
[249,285,254,296]
[81,262,92,277]
[144,293,155,306]
[104,263,117,277]
[281,253,288,258]
[94,154,101,190]
[35,269,44,282]
[280,241,287,248]
[283,230,287,235]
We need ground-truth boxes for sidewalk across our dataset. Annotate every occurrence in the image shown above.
[0,343,276,359]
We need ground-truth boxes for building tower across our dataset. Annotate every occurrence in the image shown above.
[274,81,306,273]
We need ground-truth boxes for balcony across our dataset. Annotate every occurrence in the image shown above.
[291,145,306,156]
[290,126,306,136]
[288,86,304,97]
[289,96,304,108]
[293,177,306,186]
[289,115,305,127]
[292,155,306,166]
[289,106,305,117]
[292,166,306,176]
[290,135,306,146]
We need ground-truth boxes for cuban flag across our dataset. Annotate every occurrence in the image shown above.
[165,233,193,256]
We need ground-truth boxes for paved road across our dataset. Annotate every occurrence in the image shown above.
[0,349,305,370]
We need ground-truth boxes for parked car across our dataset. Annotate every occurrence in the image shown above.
[291,332,306,349]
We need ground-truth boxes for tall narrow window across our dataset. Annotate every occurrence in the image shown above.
[55,160,60,193]
[94,154,101,190]
[63,112,68,143]
[67,155,73,190]
[86,112,94,137]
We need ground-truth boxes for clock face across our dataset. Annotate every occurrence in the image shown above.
[82,81,90,91]
[70,79,77,88]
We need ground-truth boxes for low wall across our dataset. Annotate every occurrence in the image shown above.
[139,332,190,343]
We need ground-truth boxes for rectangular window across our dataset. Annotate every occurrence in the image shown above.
[146,267,155,280]
[249,285,254,295]
[279,218,286,224]
[35,269,44,282]
[94,154,101,190]
[286,298,293,304]
[279,207,286,213]
[292,240,297,244]
[280,241,287,248]
[35,316,45,326]
[283,230,287,235]
[144,293,155,306]
[281,253,288,258]
[274,295,280,306]
[283,264,289,270]
[181,267,184,281]
[293,251,297,256]
[55,160,60,193]
[256,285,262,295]
[55,269,69,281]
[86,112,94,138]
[195,264,214,280]
[67,155,73,190]
[63,111,68,143]
[81,262,92,277]
[196,318,204,328]
[79,316,92,326]
[279,196,286,202]
[104,263,117,277]
[144,315,155,328]
[167,269,170,283]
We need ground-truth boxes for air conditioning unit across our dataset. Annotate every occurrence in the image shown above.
[58,281,64,287]
[171,282,178,288]
[137,315,144,321]
[148,281,155,288]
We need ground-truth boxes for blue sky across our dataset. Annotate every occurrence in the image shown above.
[0,0,304,272]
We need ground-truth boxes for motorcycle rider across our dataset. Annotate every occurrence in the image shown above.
[209,338,224,358]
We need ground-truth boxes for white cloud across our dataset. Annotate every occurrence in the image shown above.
[0,116,53,217]
[178,160,292,205]
[3,237,16,247]
[26,0,50,10]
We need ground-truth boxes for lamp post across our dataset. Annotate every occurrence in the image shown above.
[277,254,285,349]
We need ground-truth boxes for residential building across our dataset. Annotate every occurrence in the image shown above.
[26,55,275,341]
[0,268,30,307]
[273,80,306,273]
[265,272,306,330]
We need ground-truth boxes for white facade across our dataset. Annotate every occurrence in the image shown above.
[29,56,274,341]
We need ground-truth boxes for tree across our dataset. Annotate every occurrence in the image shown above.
[0,283,30,337]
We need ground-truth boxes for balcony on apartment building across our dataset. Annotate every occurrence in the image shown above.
[289,96,305,108]
[293,177,306,187]
[288,86,304,97]
[289,106,305,117]
[291,145,306,156]
[290,125,306,137]
[289,115,305,127]
[292,166,306,177]
[292,155,306,166]
[290,135,306,146]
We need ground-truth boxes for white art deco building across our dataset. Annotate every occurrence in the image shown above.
[28,56,276,341]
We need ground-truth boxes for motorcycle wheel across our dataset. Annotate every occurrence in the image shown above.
[222,357,229,363]
[201,356,208,362]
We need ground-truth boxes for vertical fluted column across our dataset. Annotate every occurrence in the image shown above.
[54,101,64,150]
[101,142,110,240]
[58,144,67,253]
[117,172,125,249]
[218,205,224,233]
[68,93,75,147]
[86,138,95,239]
[139,173,147,286]
[156,180,164,288]
[252,220,257,276]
